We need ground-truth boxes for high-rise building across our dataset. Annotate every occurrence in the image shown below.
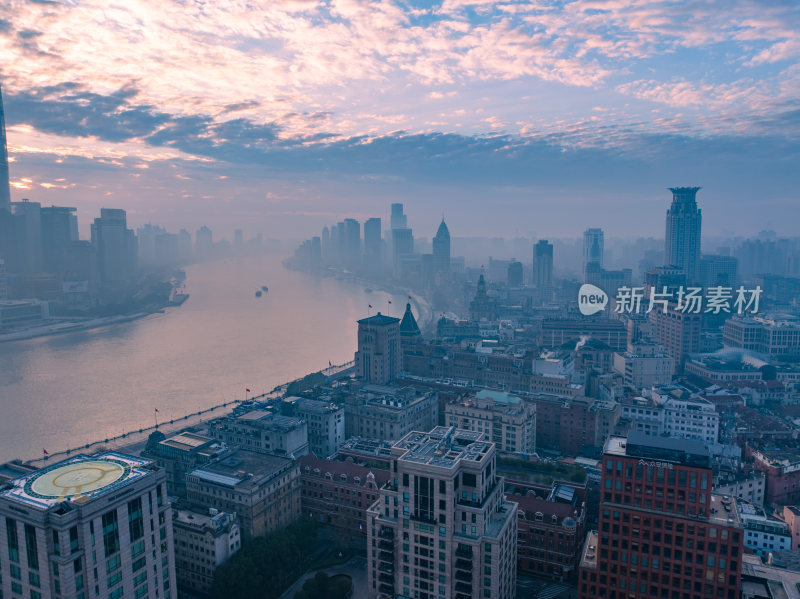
[432,219,451,274]
[392,228,414,277]
[0,452,177,599]
[583,228,604,281]
[91,208,136,286]
[355,313,402,384]
[8,200,43,274]
[648,303,702,371]
[173,508,240,594]
[507,260,523,287]
[533,240,553,289]
[195,226,213,261]
[665,187,702,284]
[364,218,382,274]
[578,432,743,599]
[366,426,518,599]
[40,206,78,273]
[344,218,361,269]
[390,203,407,230]
[0,84,11,213]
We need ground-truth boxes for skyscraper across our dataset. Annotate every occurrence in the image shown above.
[364,217,382,274]
[665,187,702,284]
[583,228,604,282]
[92,208,136,286]
[392,228,414,277]
[390,203,407,230]
[432,218,451,274]
[579,432,743,599]
[0,84,11,213]
[344,218,361,269]
[533,240,553,288]
[366,426,518,599]
[41,205,78,273]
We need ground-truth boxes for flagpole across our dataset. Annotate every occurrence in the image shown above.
[154,408,159,429]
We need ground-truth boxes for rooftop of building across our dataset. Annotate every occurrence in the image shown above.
[337,437,394,460]
[709,494,742,527]
[173,508,238,534]
[0,452,155,510]
[357,312,400,326]
[579,530,599,571]
[298,454,390,486]
[159,431,215,452]
[605,431,710,468]
[394,426,492,469]
[741,554,800,599]
[188,449,293,490]
[214,408,304,431]
[295,398,341,414]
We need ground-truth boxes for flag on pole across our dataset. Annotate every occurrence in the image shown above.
[368,304,372,308]
[43,449,48,455]
[388,300,392,304]
[408,295,412,299]
[246,388,251,393]
[154,408,159,413]
[329,360,332,367]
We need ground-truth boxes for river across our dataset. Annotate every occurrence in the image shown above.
[0,256,422,462]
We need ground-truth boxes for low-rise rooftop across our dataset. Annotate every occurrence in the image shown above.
[394,426,492,469]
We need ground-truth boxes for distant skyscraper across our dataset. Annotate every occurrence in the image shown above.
[11,199,43,274]
[665,187,702,284]
[321,226,330,260]
[344,218,361,268]
[432,218,450,274]
[92,208,136,285]
[507,260,523,287]
[392,227,413,277]
[533,240,553,288]
[41,205,78,273]
[363,217,382,274]
[583,228,604,281]
[390,203,407,230]
[195,225,213,261]
[0,84,11,213]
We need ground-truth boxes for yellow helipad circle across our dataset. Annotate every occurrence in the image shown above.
[30,460,126,499]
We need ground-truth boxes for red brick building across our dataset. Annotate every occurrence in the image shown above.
[748,445,800,507]
[299,455,390,537]
[579,432,743,599]
[506,480,587,582]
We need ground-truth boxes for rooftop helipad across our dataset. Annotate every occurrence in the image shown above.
[1,453,154,509]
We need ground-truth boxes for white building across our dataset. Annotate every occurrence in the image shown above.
[737,501,792,556]
[612,344,674,390]
[622,385,719,445]
[173,508,240,593]
[295,398,345,458]
[713,471,766,507]
[0,452,177,599]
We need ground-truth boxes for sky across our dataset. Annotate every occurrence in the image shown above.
[1,0,799,241]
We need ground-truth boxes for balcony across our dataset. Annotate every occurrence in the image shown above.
[455,558,472,570]
[455,581,472,593]
[379,572,394,583]
[379,583,394,595]
[379,528,394,539]
[378,563,394,574]
[379,539,394,550]
[379,551,394,563]
[455,570,472,582]
[455,546,473,559]
[456,594,472,599]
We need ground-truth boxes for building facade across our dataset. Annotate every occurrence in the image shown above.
[664,187,702,284]
[207,409,309,458]
[173,508,240,593]
[356,313,402,385]
[366,427,518,599]
[295,399,345,458]
[0,452,177,599]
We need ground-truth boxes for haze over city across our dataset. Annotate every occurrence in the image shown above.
[1,0,799,238]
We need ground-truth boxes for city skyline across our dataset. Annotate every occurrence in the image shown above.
[0,2,798,238]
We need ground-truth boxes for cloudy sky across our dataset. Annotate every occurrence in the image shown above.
[1,0,798,241]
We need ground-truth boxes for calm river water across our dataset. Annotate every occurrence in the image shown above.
[0,256,414,462]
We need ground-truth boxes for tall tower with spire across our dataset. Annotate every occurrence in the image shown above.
[665,187,702,284]
[432,218,450,274]
[0,84,11,212]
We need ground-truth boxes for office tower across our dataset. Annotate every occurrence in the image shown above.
[177,229,192,263]
[432,219,451,274]
[364,217,382,274]
[578,432,743,599]
[583,228,604,281]
[392,228,414,277]
[6,200,43,274]
[366,426,518,599]
[648,304,701,371]
[92,209,136,285]
[195,226,213,261]
[321,226,330,260]
[533,240,553,288]
[295,399,345,459]
[40,206,78,273]
[699,254,738,287]
[336,221,346,265]
[507,260,523,287]
[0,84,11,213]
[665,187,702,284]
[344,218,361,269]
[390,203,407,230]
[0,452,177,599]
[173,508,240,594]
[355,312,401,384]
